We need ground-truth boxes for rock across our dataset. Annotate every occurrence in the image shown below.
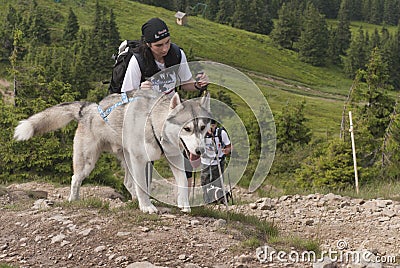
[381,208,396,218]
[363,201,378,211]
[313,256,337,268]
[305,219,314,226]
[94,246,106,253]
[214,219,227,227]
[259,198,274,210]
[376,199,392,208]
[237,254,253,263]
[140,227,150,232]
[78,228,93,236]
[184,264,201,268]
[126,261,166,268]
[190,219,200,227]
[116,232,131,237]
[0,243,8,250]
[51,233,66,244]
[378,216,391,222]
[353,198,365,205]
[324,193,341,203]
[60,240,70,247]
[27,190,48,199]
[249,203,257,209]
[115,255,128,264]
[340,201,351,208]
[32,199,54,210]
[178,254,186,260]
[278,195,291,202]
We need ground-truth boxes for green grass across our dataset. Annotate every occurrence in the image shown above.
[2,0,352,93]
[260,175,400,201]
[57,197,110,211]
[2,1,400,200]
[0,264,18,268]
[1,0,390,140]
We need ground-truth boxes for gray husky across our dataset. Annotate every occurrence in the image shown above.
[14,90,211,213]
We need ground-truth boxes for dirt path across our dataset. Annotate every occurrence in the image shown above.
[0,182,399,268]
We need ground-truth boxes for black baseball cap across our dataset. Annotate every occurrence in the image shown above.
[141,18,170,43]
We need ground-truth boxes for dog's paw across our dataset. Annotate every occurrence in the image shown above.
[68,194,79,202]
[139,203,158,214]
[180,206,191,213]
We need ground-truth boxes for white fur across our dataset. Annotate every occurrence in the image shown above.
[14,120,34,141]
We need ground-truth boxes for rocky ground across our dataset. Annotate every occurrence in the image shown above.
[0,182,399,268]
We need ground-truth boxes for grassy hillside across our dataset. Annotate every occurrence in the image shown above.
[0,0,361,138]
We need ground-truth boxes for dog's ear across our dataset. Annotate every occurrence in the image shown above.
[200,92,210,111]
[170,92,181,110]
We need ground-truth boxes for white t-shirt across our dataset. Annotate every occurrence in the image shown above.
[121,49,192,95]
[201,128,231,166]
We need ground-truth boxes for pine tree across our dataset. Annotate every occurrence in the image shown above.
[336,0,352,55]
[348,0,363,21]
[381,99,400,178]
[276,100,312,152]
[249,0,274,35]
[231,0,274,34]
[369,0,384,24]
[344,27,368,78]
[370,28,381,50]
[310,0,341,19]
[362,0,372,22]
[327,26,342,65]
[298,3,329,66]
[215,0,235,25]
[204,0,220,21]
[1,5,21,60]
[63,8,79,42]
[349,47,395,166]
[390,22,400,89]
[383,0,399,25]
[232,0,251,31]
[26,2,51,46]
[270,2,302,50]
[108,9,121,52]
[71,30,91,98]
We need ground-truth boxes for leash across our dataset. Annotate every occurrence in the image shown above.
[97,92,140,122]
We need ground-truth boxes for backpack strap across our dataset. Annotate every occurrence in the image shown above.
[165,43,182,68]
[216,127,225,148]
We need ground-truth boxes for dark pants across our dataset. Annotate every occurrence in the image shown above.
[200,159,225,204]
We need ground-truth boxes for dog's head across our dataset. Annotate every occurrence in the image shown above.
[163,93,211,156]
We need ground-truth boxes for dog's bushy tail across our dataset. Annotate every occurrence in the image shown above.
[14,101,89,141]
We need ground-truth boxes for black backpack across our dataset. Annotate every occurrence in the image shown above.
[215,127,228,149]
[108,40,182,94]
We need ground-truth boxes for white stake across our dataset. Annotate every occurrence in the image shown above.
[349,111,359,194]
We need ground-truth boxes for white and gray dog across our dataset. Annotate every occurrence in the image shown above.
[14,90,211,213]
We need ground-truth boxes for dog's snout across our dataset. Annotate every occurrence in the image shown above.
[195,147,205,155]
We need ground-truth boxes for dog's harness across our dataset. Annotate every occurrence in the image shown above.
[97,92,166,155]
[97,92,139,122]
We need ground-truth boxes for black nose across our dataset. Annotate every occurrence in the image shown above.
[195,147,205,155]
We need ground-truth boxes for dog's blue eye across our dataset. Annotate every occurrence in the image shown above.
[184,127,191,132]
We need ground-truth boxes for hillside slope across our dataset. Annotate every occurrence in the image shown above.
[0,0,352,95]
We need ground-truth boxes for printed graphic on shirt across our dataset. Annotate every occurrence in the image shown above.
[150,70,177,94]
[203,136,217,161]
